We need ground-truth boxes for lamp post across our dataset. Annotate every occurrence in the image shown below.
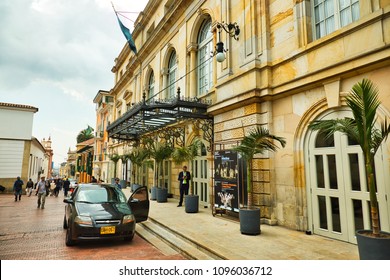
[213,21,240,62]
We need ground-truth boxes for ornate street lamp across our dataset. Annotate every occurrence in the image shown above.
[213,21,240,62]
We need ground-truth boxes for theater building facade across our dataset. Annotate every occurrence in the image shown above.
[104,0,390,244]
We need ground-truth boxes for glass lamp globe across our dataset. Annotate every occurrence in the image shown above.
[216,52,226,63]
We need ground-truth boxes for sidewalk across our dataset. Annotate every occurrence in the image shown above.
[123,188,359,260]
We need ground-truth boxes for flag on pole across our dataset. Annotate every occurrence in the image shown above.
[115,13,137,55]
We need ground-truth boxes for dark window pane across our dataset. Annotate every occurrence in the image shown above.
[331,197,341,233]
[353,199,364,232]
[315,131,335,147]
[348,135,359,146]
[328,155,338,189]
[349,154,361,191]
[204,160,208,179]
[316,155,325,188]
[318,195,328,230]
[201,142,207,156]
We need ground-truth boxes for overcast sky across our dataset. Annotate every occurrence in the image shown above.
[0,0,148,167]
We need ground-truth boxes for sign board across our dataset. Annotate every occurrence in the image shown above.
[214,150,240,212]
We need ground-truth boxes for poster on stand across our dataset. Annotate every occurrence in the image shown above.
[214,150,239,212]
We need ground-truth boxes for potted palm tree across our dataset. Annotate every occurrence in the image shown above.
[172,138,202,213]
[309,78,390,259]
[147,140,173,203]
[119,154,129,188]
[109,153,121,185]
[127,147,151,192]
[233,126,286,235]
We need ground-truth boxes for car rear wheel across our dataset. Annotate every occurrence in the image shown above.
[65,224,75,246]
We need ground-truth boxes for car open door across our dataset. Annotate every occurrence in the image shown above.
[128,186,149,223]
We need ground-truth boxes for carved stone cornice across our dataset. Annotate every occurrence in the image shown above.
[123,90,133,101]
[115,99,123,108]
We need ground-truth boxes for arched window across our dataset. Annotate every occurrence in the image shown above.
[167,52,177,99]
[148,71,155,101]
[197,19,213,96]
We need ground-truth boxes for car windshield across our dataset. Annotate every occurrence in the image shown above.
[75,187,127,203]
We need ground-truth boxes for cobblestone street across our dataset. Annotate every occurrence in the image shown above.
[0,193,185,260]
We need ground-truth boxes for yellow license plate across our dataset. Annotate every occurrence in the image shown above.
[100,226,115,234]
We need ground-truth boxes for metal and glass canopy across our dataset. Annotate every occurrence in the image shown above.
[107,89,212,142]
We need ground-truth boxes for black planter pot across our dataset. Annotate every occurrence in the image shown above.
[150,186,157,200]
[131,184,141,192]
[356,229,390,260]
[185,195,199,213]
[156,188,168,203]
[239,207,261,235]
[120,180,127,189]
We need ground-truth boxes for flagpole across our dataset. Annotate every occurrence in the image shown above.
[111,1,116,13]
[111,2,136,23]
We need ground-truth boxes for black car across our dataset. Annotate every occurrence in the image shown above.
[63,183,149,246]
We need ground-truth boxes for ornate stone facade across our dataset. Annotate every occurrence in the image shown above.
[105,0,390,243]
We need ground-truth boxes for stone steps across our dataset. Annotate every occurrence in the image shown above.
[136,218,226,260]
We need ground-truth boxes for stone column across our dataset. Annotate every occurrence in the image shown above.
[187,43,198,98]
[161,67,168,100]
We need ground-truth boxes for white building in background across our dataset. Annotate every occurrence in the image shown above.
[0,102,51,191]
[29,137,47,182]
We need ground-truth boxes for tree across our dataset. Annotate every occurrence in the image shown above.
[309,78,390,236]
[127,147,151,185]
[145,138,173,188]
[109,153,121,178]
[77,125,94,143]
[233,126,286,208]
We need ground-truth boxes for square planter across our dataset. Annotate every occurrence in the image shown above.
[185,195,199,213]
[156,188,167,203]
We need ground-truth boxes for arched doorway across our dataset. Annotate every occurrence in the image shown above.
[305,109,390,243]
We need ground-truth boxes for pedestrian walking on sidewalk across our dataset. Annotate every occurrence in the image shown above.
[26,178,34,197]
[36,176,47,209]
[13,176,24,202]
[54,178,62,197]
[177,166,191,207]
[63,178,70,197]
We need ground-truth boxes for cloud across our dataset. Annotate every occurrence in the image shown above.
[0,0,123,92]
[32,78,91,102]
[0,0,148,167]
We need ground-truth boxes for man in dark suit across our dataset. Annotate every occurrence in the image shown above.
[177,166,191,207]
